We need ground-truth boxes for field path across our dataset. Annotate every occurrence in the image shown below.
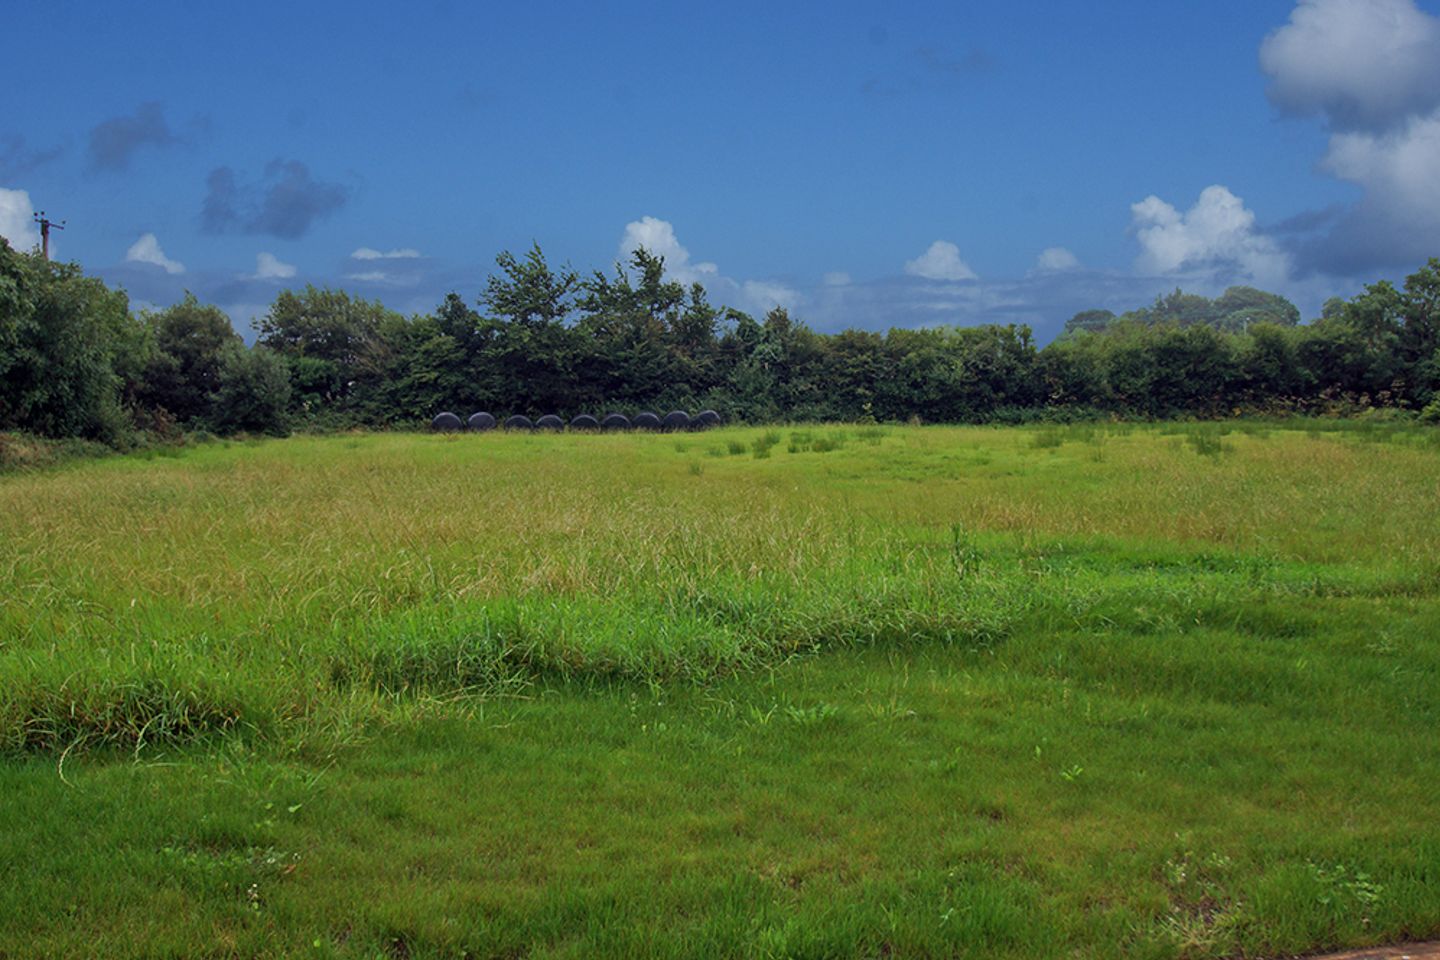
[1302,944,1440,960]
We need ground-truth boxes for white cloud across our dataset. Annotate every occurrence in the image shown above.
[124,232,185,274]
[617,215,799,316]
[342,268,426,288]
[1257,0,1440,271]
[1303,111,1440,268]
[253,252,296,280]
[1260,0,1440,132]
[618,216,719,285]
[351,246,421,260]
[1324,112,1440,224]
[903,240,978,281]
[740,280,801,313]
[822,271,852,287]
[0,188,40,251]
[1035,247,1080,272]
[1131,185,1290,285]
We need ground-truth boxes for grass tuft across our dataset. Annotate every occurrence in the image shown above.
[0,667,256,755]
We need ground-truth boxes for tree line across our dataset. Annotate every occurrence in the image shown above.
[2,236,1438,445]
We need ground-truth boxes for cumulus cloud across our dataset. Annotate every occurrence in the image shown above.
[252,252,297,280]
[1035,247,1080,272]
[351,247,422,260]
[904,240,978,281]
[1299,113,1440,270]
[1131,186,1291,285]
[741,280,801,313]
[1324,113,1440,223]
[618,216,720,284]
[124,233,185,274]
[202,160,348,239]
[0,188,40,250]
[1260,0,1440,272]
[1261,0,1440,132]
[88,102,176,171]
[617,216,798,315]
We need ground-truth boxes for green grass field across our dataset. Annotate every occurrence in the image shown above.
[2,422,1438,959]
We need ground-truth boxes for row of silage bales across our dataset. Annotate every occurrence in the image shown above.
[430,410,722,432]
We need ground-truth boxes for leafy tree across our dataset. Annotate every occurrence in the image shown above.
[211,344,292,434]
[753,307,827,415]
[1144,289,1217,327]
[1037,331,1109,407]
[1236,323,1308,404]
[820,329,885,420]
[1146,324,1236,414]
[370,313,473,418]
[484,243,578,328]
[575,252,676,407]
[6,228,1440,440]
[1398,259,1440,403]
[725,355,781,422]
[478,245,584,413]
[1062,309,1116,336]
[1214,286,1301,330]
[1314,280,1404,401]
[256,286,400,415]
[949,324,1040,415]
[0,239,139,442]
[667,283,723,399]
[139,294,241,423]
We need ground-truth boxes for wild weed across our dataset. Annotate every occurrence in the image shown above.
[1030,429,1064,449]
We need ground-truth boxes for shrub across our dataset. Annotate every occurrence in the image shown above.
[210,345,293,436]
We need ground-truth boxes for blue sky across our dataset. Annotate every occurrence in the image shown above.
[4,0,1439,341]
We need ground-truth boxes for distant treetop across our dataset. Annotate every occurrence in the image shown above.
[1063,286,1301,337]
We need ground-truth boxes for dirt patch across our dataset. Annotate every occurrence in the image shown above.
[1301,944,1440,960]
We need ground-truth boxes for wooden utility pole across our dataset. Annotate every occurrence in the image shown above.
[32,211,65,259]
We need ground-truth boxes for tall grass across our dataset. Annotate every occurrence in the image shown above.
[3,422,1439,958]
[1,422,1437,754]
